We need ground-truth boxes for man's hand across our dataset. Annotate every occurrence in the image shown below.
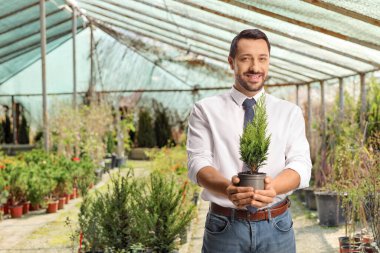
[226,176,254,209]
[250,176,276,208]
[227,176,277,209]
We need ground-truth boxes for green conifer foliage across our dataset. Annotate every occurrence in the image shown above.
[18,114,30,144]
[137,109,155,148]
[240,95,271,173]
[154,106,172,148]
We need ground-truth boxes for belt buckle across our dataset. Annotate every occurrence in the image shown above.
[246,210,251,220]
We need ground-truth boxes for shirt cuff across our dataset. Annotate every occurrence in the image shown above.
[286,161,311,189]
[188,157,213,185]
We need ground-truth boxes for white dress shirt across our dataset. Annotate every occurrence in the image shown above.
[186,87,312,208]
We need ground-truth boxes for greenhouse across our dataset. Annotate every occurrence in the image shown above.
[0,0,379,252]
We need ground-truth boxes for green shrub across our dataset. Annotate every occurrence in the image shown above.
[26,163,54,206]
[79,171,137,252]
[18,113,30,144]
[153,105,172,148]
[132,172,195,253]
[137,109,155,148]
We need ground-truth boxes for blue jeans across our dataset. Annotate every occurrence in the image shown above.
[202,208,295,253]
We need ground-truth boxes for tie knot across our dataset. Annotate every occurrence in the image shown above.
[243,98,256,110]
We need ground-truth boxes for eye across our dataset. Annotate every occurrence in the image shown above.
[260,57,267,62]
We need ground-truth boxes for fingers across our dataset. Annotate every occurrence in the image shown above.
[226,185,253,195]
[226,182,254,208]
[231,175,240,185]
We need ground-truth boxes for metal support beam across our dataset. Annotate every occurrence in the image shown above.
[11,96,17,144]
[72,6,77,109]
[88,0,367,71]
[360,73,366,130]
[82,0,351,78]
[302,0,380,28]
[320,81,326,154]
[307,84,312,141]
[40,0,49,152]
[171,0,380,67]
[338,77,344,119]
[83,7,228,56]
[87,10,313,83]
[219,0,380,51]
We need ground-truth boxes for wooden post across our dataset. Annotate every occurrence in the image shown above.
[360,73,366,130]
[338,78,344,120]
[40,0,49,152]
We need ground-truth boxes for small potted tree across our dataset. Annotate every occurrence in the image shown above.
[26,164,52,211]
[238,95,271,190]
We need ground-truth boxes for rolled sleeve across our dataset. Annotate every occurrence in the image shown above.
[186,103,214,184]
[285,107,312,189]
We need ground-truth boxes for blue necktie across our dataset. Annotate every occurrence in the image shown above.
[243,98,256,129]
[242,98,257,213]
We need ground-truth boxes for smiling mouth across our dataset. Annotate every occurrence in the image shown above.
[245,73,262,82]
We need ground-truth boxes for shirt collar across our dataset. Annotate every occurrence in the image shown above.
[230,86,265,106]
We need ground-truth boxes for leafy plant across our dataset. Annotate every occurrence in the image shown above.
[132,172,195,253]
[79,171,137,252]
[106,131,116,155]
[5,162,28,204]
[240,95,271,174]
[0,168,9,204]
[75,156,96,197]
[26,163,54,206]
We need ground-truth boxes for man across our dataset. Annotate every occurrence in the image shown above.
[186,29,312,253]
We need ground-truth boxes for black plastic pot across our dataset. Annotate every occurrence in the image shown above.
[116,156,126,168]
[111,154,117,168]
[315,191,345,226]
[293,189,306,203]
[304,187,317,210]
[238,172,266,190]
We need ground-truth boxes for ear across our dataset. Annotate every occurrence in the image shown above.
[228,56,234,70]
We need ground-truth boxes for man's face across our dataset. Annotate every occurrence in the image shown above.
[228,39,270,93]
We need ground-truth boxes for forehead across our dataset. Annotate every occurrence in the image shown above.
[236,38,269,56]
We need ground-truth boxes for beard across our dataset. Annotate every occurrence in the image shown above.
[236,72,266,92]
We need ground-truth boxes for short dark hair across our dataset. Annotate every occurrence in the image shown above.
[229,29,271,58]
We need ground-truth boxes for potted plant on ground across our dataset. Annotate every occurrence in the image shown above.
[6,163,28,218]
[313,91,358,227]
[0,168,9,219]
[26,164,53,211]
[238,95,271,189]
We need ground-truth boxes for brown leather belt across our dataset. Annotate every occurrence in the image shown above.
[210,198,291,221]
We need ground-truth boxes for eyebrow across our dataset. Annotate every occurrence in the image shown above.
[239,54,269,57]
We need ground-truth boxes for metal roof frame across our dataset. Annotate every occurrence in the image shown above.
[218,0,380,51]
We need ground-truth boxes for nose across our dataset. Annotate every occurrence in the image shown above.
[248,59,259,72]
